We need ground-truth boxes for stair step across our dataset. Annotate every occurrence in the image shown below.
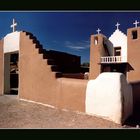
[30,36,37,40]
[35,44,43,49]
[51,65,61,72]
[39,48,46,54]
[33,39,40,45]
[54,72,62,78]
[43,53,48,59]
[47,59,56,65]
[25,32,33,36]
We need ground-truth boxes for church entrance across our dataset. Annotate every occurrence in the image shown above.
[4,52,19,95]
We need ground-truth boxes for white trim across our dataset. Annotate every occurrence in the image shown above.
[4,32,20,53]
[20,98,56,109]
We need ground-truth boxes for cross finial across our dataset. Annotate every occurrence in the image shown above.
[115,22,120,30]
[96,28,101,34]
[10,18,17,32]
[133,20,139,28]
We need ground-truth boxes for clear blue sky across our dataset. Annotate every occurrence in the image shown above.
[0,11,140,63]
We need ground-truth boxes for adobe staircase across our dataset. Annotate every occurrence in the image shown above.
[23,31,62,78]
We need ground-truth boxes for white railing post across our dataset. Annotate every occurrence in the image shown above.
[101,56,122,63]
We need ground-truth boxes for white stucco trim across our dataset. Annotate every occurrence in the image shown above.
[4,31,20,53]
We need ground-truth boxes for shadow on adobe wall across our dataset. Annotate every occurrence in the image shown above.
[124,81,140,127]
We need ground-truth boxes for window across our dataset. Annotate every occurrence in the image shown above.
[132,30,138,39]
[114,47,121,56]
[94,37,98,45]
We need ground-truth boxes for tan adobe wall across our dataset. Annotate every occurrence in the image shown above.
[0,40,4,95]
[127,27,140,109]
[89,34,108,79]
[130,81,140,109]
[127,27,140,82]
[19,32,60,107]
[57,78,87,112]
[19,31,88,112]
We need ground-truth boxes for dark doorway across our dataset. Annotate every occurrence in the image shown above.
[10,53,19,95]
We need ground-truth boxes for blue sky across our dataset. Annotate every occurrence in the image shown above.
[1,11,140,63]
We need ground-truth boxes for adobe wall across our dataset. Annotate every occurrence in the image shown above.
[4,53,10,94]
[57,78,87,112]
[19,32,60,107]
[129,81,140,110]
[19,31,88,112]
[126,27,140,111]
[127,27,140,82]
[89,34,107,79]
[0,40,4,95]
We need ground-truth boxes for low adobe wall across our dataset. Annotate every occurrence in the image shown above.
[57,78,88,112]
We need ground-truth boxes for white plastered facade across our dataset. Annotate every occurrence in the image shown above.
[4,31,20,53]
[108,29,127,62]
[85,72,133,124]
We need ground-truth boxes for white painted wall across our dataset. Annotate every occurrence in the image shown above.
[85,72,133,124]
[109,29,127,62]
[4,32,20,53]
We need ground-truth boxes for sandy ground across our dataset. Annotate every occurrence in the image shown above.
[0,95,136,129]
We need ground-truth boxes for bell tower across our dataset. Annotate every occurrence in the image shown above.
[127,20,140,82]
[89,28,107,79]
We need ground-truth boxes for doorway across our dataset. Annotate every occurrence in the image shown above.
[4,52,19,95]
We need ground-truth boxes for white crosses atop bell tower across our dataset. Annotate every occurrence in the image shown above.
[133,20,139,28]
[96,28,101,34]
[115,22,120,30]
[10,18,17,32]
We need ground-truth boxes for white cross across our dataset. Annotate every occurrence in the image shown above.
[96,28,101,34]
[115,22,120,30]
[10,18,17,32]
[133,20,139,28]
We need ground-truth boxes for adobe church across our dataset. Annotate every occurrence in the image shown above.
[90,20,140,83]
[0,18,140,124]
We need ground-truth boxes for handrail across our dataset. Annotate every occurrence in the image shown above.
[101,56,122,63]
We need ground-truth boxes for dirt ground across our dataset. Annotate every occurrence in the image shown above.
[0,95,136,129]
